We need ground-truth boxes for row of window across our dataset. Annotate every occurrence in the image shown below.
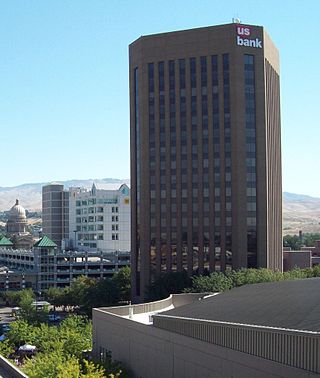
[76,215,120,224]
[76,216,104,223]
[75,224,120,232]
[145,54,258,272]
[245,54,257,267]
[75,199,118,206]
[76,233,119,241]
[76,207,104,215]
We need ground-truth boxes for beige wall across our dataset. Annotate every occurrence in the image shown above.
[93,308,318,378]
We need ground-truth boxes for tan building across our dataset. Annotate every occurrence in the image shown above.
[130,22,282,300]
[93,279,320,377]
[42,183,69,248]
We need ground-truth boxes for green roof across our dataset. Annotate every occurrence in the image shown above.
[34,235,57,248]
[0,236,13,246]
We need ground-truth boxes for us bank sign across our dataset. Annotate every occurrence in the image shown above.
[236,25,262,49]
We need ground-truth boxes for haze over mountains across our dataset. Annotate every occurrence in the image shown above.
[0,178,130,212]
[0,179,319,235]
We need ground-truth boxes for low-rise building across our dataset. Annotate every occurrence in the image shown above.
[93,279,320,377]
[0,236,130,291]
[283,241,320,271]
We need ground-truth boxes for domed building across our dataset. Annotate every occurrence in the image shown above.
[6,199,34,249]
[6,199,28,234]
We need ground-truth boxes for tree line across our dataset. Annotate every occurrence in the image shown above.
[0,316,126,377]
[1,266,131,317]
[283,232,320,250]
[147,265,320,300]
[0,275,131,378]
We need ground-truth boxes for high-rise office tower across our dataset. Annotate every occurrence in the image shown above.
[42,183,69,248]
[130,23,282,300]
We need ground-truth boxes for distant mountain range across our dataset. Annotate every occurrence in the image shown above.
[0,178,130,212]
[0,181,319,235]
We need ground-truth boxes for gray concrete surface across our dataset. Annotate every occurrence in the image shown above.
[163,278,320,331]
[0,366,14,378]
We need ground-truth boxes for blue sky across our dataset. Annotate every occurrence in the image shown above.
[0,0,319,197]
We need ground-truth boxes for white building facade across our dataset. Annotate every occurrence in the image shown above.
[69,183,130,253]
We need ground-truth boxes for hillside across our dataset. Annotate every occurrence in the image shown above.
[283,192,320,235]
[0,182,319,235]
[0,178,130,212]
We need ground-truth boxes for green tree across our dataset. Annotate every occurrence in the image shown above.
[80,360,106,378]
[83,279,119,313]
[283,234,302,250]
[4,289,35,307]
[6,319,36,346]
[44,274,132,317]
[45,287,65,308]
[302,233,320,247]
[24,352,79,378]
[112,267,131,302]
[57,356,81,378]
[187,272,233,293]
[59,316,92,358]
[33,323,61,353]
[1,314,126,378]
[60,276,97,310]
[18,290,48,324]
[147,271,192,301]
[0,340,14,358]
[227,268,283,287]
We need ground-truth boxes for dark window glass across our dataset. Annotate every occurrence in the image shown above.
[244,54,257,268]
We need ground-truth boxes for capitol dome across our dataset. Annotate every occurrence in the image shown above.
[8,199,26,221]
[6,199,27,235]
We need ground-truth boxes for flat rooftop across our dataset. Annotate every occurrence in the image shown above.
[162,278,320,332]
[122,304,175,325]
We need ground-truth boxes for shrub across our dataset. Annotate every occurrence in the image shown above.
[228,268,283,287]
[188,272,233,293]
[283,267,313,280]
[312,265,320,277]
[186,266,320,294]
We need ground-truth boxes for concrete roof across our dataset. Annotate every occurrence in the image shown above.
[161,278,320,332]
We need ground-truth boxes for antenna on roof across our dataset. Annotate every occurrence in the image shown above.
[232,15,241,24]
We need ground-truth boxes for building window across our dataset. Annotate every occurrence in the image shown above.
[245,54,257,268]
[223,53,232,269]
